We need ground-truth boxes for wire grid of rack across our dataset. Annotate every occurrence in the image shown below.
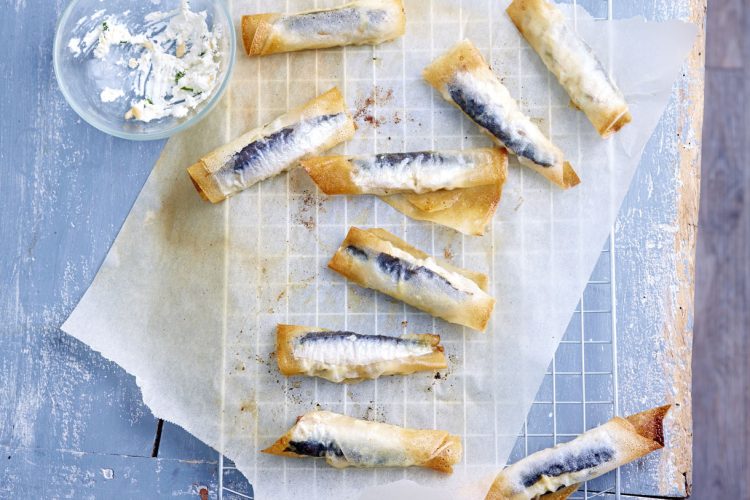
[215,237,620,500]
[216,0,633,498]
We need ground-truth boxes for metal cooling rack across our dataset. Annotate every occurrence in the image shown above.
[216,1,630,498]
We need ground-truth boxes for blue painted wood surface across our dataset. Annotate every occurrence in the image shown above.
[1,0,701,498]
[0,0,222,496]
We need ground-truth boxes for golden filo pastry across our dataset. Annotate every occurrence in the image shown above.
[302,149,505,195]
[485,405,671,500]
[303,148,508,236]
[276,324,447,383]
[507,0,631,138]
[242,0,406,56]
[187,88,354,203]
[423,40,580,189]
[381,183,503,236]
[328,227,495,331]
[263,410,462,473]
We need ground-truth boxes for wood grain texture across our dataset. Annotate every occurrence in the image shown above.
[658,0,705,495]
[692,0,750,496]
[611,0,704,496]
[706,0,743,69]
[0,0,222,496]
[0,0,705,498]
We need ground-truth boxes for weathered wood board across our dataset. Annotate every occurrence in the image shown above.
[0,0,703,498]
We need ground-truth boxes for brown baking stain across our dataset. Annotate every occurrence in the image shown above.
[199,487,209,500]
[239,400,257,415]
[293,189,319,230]
[657,1,705,495]
[443,246,454,261]
[353,86,395,128]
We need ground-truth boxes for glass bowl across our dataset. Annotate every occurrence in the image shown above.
[53,0,235,141]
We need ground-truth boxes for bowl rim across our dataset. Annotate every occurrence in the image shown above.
[53,0,236,142]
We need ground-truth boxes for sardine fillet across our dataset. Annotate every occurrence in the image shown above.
[507,0,631,138]
[485,405,671,500]
[187,87,355,203]
[328,227,495,331]
[242,0,405,56]
[263,410,462,473]
[276,324,447,383]
[423,39,579,189]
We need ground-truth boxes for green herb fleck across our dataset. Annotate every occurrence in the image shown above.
[180,86,194,92]
[102,22,109,31]
[175,71,186,83]
[146,98,153,105]
[199,51,206,57]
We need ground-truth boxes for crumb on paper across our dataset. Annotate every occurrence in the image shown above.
[293,190,321,230]
[100,468,114,480]
[353,86,395,128]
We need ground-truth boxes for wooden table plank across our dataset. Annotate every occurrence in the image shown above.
[692,0,749,495]
[596,1,704,497]
[0,0,215,489]
[0,0,705,497]
[0,446,219,499]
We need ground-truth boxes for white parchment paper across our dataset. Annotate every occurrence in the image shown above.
[62,1,696,498]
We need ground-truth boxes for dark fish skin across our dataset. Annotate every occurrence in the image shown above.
[345,245,369,261]
[519,446,615,488]
[297,330,430,348]
[230,114,341,174]
[376,253,461,295]
[447,84,554,167]
[365,151,447,169]
[286,439,345,458]
[282,7,388,34]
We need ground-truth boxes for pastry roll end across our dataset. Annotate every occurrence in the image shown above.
[301,156,362,195]
[625,403,670,447]
[241,14,279,56]
[187,160,226,203]
[561,161,581,189]
[422,433,463,473]
[600,109,633,139]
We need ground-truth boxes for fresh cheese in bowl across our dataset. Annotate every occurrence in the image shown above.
[54,0,235,140]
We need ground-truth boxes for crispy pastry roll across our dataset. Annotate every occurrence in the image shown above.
[304,148,507,235]
[423,40,580,189]
[242,0,406,56]
[263,410,462,473]
[301,148,505,195]
[485,405,671,500]
[507,0,631,138]
[381,183,503,236]
[276,324,447,383]
[328,227,495,331]
[187,88,354,203]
